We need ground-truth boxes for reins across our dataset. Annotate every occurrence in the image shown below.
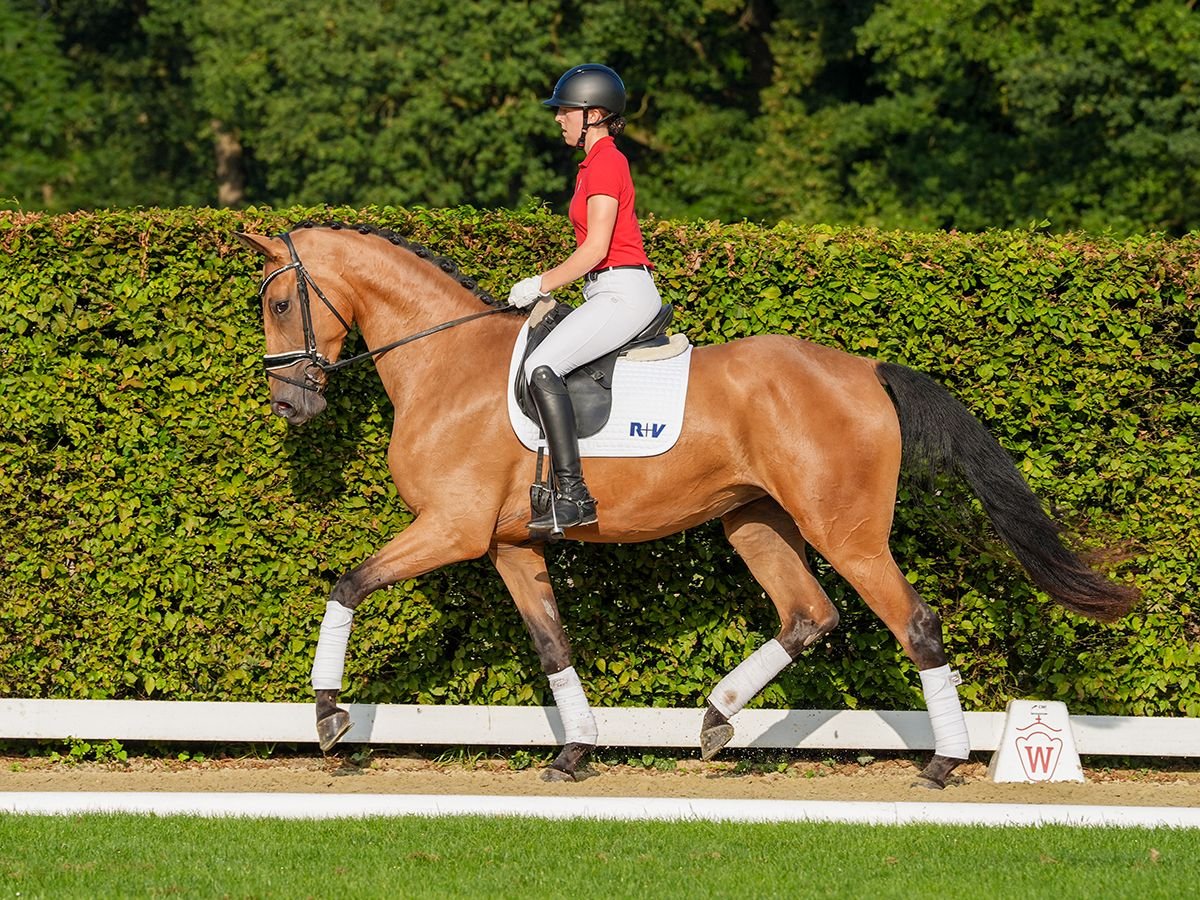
[260,231,511,393]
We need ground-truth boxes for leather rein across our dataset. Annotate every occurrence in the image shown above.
[260,232,511,393]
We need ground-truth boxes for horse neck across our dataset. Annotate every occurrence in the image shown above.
[346,250,517,413]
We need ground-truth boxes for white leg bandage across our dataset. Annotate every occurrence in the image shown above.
[548,666,598,745]
[311,601,354,691]
[707,639,794,719]
[919,664,970,759]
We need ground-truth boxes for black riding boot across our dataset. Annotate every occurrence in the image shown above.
[528,365,597,534]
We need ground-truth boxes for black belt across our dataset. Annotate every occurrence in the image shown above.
[585,264,652,282]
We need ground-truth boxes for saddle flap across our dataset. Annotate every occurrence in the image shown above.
[513,300,678,439]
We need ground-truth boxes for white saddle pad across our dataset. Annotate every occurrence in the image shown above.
[506,324,693,458]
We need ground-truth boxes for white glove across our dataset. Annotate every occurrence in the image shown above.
[507,275,549,309]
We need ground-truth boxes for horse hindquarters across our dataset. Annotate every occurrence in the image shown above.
[699,499,841,759]
[719,500,971,785]
[715,346,971,785]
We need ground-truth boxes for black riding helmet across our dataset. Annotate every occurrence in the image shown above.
[543,64,626,148]
[543,64,626,114]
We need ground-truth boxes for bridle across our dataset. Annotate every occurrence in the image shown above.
[260,232,511,393]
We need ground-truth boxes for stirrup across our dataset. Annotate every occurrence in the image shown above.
[528,490,597,534]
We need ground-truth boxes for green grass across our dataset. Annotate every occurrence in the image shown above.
[1,814,1197,898]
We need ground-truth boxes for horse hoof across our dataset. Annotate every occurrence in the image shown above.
[540,742,592,782]
[541,766,577,783]
[911,753,964,789]
[700,724,734,761]
[316,710,352,752]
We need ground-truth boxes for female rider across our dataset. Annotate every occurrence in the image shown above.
[507,63,662,535]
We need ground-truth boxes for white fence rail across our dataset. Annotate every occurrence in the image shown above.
[3,700,1197,757]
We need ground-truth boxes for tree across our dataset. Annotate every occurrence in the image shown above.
[5,0,1199,234]
[0,1,88,209]
[1,0,209,212]
[754,0,1200,235]
[183,0,771,218]
[182,1,558,208]
[565,0,772,221]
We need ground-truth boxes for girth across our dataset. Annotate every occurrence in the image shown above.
[513,301,675,438]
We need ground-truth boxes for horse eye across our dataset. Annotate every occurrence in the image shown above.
[272,299,291,315]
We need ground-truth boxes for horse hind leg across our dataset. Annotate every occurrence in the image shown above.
[702,498,841,760]
[812,535,969,789]
[490,542,595,782]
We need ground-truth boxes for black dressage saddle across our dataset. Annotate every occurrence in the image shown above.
[513,301,675,438]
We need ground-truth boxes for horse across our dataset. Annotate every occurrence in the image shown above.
[238,221,1137,788]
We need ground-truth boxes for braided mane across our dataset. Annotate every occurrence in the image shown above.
[293,219,516,312]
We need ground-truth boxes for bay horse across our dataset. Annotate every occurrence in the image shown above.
[238,222,1136,788]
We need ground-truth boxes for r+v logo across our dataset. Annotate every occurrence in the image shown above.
[629,422,667,438]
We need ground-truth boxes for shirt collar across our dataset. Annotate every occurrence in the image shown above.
[578,135,614,169]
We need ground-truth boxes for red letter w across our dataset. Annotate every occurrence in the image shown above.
[1023,745,1055,773]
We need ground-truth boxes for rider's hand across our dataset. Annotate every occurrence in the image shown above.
[507,275,549,309]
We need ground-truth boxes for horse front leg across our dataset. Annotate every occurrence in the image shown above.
[490,542,596,782]
[312,515,491,752]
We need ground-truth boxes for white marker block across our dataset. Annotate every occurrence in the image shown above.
[987,700,1085,783]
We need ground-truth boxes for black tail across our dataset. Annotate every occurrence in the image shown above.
[876,362,1138,622]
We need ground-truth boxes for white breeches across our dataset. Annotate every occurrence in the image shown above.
[523,268,662,381]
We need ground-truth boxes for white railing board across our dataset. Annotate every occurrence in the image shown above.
[1070,715,1200,757]
[1,700,1195,757]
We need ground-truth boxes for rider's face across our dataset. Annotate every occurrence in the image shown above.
[554,107,588,146]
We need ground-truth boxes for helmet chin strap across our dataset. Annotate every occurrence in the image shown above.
[576,107,615,149]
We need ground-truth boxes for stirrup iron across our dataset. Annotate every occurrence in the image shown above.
[528,486,597,535]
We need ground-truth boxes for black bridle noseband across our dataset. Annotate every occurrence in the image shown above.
[260,232,511,393]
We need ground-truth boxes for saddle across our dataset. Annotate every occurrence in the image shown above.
[513,300,676,438]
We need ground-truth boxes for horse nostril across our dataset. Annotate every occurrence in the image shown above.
[271,400,294,417]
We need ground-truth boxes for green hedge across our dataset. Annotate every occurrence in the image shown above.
[1,207,1196,717]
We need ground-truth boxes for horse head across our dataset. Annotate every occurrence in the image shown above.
[237,230,357,425]
[240,222,517,428]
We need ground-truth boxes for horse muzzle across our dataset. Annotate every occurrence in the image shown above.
[271,392,327,425]
[265,357,331,425]
[269,376,328,425]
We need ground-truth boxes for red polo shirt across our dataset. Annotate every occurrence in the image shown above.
[569,136,653,270]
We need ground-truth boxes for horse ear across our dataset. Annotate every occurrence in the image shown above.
[236,232,283,260]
